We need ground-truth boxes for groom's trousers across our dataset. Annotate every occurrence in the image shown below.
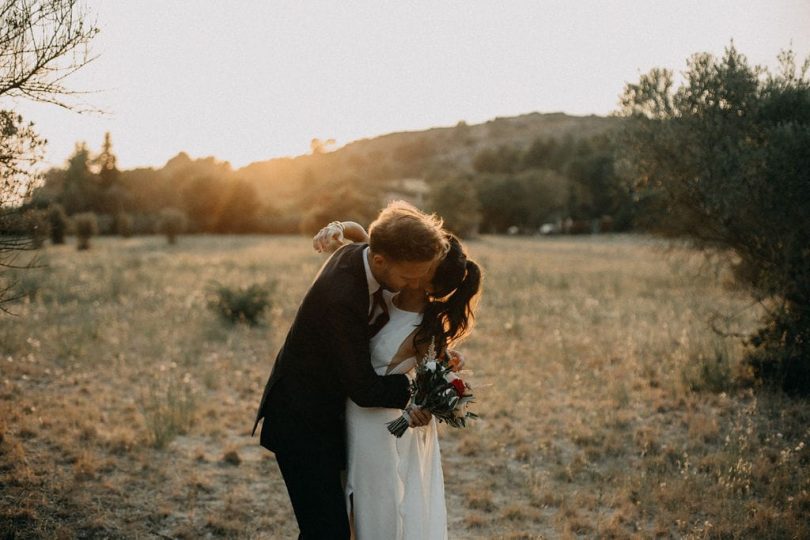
[275,450,350,540]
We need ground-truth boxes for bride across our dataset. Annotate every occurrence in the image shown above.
[314,220,482,540]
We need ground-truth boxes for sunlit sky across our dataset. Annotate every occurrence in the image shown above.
[9,1,810,170]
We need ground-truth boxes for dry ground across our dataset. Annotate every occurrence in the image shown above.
[1,234,808,539]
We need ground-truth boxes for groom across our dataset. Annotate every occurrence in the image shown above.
[252,201,448,539]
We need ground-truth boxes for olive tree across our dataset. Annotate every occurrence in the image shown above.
[618,45,810,392]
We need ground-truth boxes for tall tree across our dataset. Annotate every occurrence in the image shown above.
[61,142,95,214]
[93,132,127,216]
[619,45,810,392]
[427,173,481,238]
[216,179,261,233]
[182,176,223,233]
[95,132,119,189]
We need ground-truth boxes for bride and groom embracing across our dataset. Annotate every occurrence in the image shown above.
[252,201,482,539]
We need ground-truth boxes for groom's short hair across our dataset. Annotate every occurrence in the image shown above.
[369,200,447,262]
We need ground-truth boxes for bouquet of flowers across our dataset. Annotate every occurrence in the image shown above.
[387,341,477,437]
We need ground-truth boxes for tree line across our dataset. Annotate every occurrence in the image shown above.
[15,124,634,240]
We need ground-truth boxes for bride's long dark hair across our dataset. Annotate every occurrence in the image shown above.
[413,233,482,353]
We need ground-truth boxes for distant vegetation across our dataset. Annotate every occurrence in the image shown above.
[208,281,274,326]
[22,112,626,237]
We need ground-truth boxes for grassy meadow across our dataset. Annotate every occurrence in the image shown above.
[1,234,808,539]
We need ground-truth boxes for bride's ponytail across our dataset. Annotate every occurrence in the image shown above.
[415,234,482,352]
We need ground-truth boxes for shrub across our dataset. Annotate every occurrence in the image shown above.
[141,378,196,449]
[24,210,49,248]
[157,207,187,244]
[208,281,274,326]
[746,305,810,394]
[47,203,68,244]
[73,212,98,250]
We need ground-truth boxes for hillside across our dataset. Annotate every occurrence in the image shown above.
[233,112,620,205]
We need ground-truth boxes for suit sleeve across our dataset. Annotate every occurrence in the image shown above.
[320,295,411,409]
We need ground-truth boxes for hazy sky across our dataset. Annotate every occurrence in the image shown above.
[10,1,810,170]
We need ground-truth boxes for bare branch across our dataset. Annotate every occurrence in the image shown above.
[0,0,99,109]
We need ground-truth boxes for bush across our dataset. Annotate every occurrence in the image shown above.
[208,281,274,326]
[141,378,196,449]
[48,203,68,244]
[157,207,187,244]
[746,305,810,393]
[73,212,98,250]
[23,210,49,248]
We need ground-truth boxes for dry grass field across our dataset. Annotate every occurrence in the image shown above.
[1,234,808,539]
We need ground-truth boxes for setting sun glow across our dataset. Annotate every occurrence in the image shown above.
[10,0,810,170]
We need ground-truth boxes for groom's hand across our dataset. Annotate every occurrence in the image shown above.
[407,406,432,427]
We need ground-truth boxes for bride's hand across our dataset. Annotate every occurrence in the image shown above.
[312,221,345,253]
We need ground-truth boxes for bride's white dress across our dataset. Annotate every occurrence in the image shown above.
[345,292,448,540]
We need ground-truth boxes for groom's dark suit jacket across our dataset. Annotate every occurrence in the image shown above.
[252,242,411,467]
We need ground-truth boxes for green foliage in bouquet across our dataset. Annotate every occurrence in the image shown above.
[208,281,274,326]
[415,367,476,427]
[387,343,477,437]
